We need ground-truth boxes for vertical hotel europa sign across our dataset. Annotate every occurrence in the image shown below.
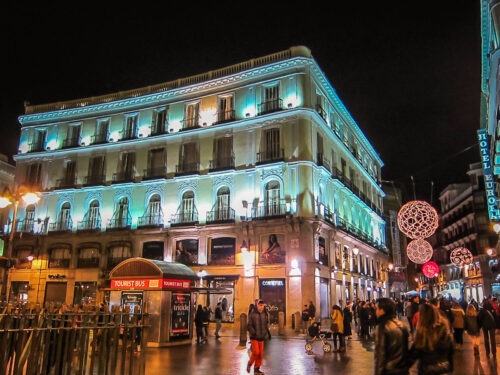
[478,129,500,221]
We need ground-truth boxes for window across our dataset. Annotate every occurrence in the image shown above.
[111,197,130,228]
[49,247,71,268]
[94,120,109,144]
[56,202,72,231]
[212,137,233,170]
[73,282,97,305]
[209,237,235,265]
[260,84,281,113]
[184,102,200,128]
[25,163,42,186]
[20,205,35,233]
[123,115,138,139]
[214,187,231,221]
[205,276,236,323]
[146,148,165,178]
[263,128,281,160]
[78,247,99,268]
[61,160,76,186]
[31,130,46,151]
[143,194,162,225]
[87,156,105,184]
[152,108,167,135]
[108,243,132,270]
[218,95,234,122]
[87,200,101,229]
[334,242,342,269]
[265,181,281,215]
[181,191,195,218]
[117,152,135,181]
[142,241,164,261]
[65,124,81,147]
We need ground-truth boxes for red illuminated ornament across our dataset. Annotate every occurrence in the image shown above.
[450,247,473,267]
[406,238,433,264]
[422,261,439,278]
[397,201,439,239]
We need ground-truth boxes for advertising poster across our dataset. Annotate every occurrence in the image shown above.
[170,292,191,337]
[174,239,198,265]
[260,234,285,264]
[209,237,235,265]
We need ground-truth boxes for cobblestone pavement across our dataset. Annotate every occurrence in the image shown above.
[144,326,500,375]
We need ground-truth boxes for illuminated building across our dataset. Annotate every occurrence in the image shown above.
[8,46,388,324]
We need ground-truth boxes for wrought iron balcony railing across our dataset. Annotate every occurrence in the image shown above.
[62,137,80,149]
[119,129,137,141]
[258,98,283,115]
[256,149,284,165]
[316,104,327,121]
[143,167,167,180]
[55,176,77,190]
[48,259,71,268]
[182,116,201,130]
[48,217,73,232]
[16,219,35,233]
[206,207,235,223]
[83,174,106,186]
[77,218,101,231]
[77,257,100,268]
[251,201,287,219]
[209,156,235,172]
[137,213,164,228]
[175,162,200,177]
[216,110,235,124]
[171,210,199,226]
[107,215,132,230]
[112,171,135,184]
[317,153,331,172]
[91,132,108,145]
[28,142,45,153]
[151,121,168,136]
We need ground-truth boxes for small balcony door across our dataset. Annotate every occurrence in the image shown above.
[185,103,199,128]
[58,202,71,229]
[265,181,280,215]
[124,115,137,138]
[218,96,234,122]
[181,191,195,222]
[67,125,81,144]
[216,187,230,220]
[88,201,100,228]
[116,197,129,226]
[264,128,280,159]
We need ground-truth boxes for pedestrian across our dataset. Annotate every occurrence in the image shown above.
[406,298,416,333]
[465,304,480,356]
[477,299,497,358]
[331,305,345,352]
[450,301,465,350]
[308,300,316,322]
[409,303,454,375]
[301,304,309,334]
[202,306,211,338]
[247,300,268,374]
[343,302,353,338]
[360,302,370,340]
[369,302,377,335]
[214,302,222,339]
[373,298,410,375]
[195,305,206,344]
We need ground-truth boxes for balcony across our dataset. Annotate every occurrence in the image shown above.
[258,98,283,115]
[171,210,199,227]
[216,110,235,124]
[48,258,71,268]
[143,167,167,180]
[256,149,284,165]
[206,207,235,224]
[316,104,327,121]
[28,141,45,153]
[84,174,106,186]
[77,258,100,268]
[55,176,77,190]
[182,116,201,131]
[62,137,80,149]
[317,153,331,172]
[48,218,73,233]
[137,213,164,228]
[251,201,287,219]
[151,122,168,136]
[16,219,34,234]
[91,132,108,145]
[209,156,235,172]
[77,219,101,232]
[112,171,135,184]
[120,129,137,141]
[107,214,132,231]
[175,162,200,177]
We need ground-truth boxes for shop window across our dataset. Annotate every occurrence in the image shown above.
[143,241,164,261]
[259,278,286,324]
[205,276,237,323]
[209,237,235,265]
[73,282,97,305]
[78,247,100,268]
[10,281,29,302]
[49,247,71,268]
[174,239,199,265]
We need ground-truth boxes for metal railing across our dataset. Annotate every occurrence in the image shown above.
[258,98,283,115]
[119,129,137,141]
[77,257,100,268]
[28,142,45,153]
[251,202,287,218]
[182,116,201,130]
[175,162,199,176]
[206,207,235,223]
[256,149,284,165]
[143,167,167,180]
[0,305,148,375]
[216,110,235,124]
[48,258,71,268]
[316,104,327,120]
[55,177,77,190]
[77,219,101,231]
[91,132,108,144]
[137,214,164,228]
[84,174,106,186]
[209,156,235,172]
[62,137,80,149]
[107,214,132,230]
[48,218,73,232]
[171,210,199,226]
[317,153,331,172]
[16,219,34,233]
[112,171,135,184]
[151,122,168,136]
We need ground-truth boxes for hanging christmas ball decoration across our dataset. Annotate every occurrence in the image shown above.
[397,200,439,239]
[450,247,474,267]
[406,238,433,264]
[422,261,440,278]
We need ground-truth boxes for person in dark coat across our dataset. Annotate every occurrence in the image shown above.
[214,302,222,339]
[308,301,316,322]
[359,302,371,340]
[410,303,454,375]
[374,298,410,375]
[247,300,269,374]
[194,305,206,344]
[465,304,481,356]
[477,299,497,358]
[202,306,211,338]
[343,302,353,338]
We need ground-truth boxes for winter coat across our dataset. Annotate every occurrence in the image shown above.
[194,309,204,327]
[214,307,222,320]
[374,316,410,375]
[477,307,497,330]
[410,322,454,375]
[331,309,344,334]
[450,308,465,329]
[465,315,480,336]
[247,310,269,341]
[308,303,316,319]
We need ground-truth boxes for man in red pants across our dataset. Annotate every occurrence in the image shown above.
[247,300,269,374]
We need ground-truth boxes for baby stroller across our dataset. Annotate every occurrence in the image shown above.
[305,321,332,353]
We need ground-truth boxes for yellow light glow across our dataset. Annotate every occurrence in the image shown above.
[22,192,41,206]
[0,197,11,208]
[494,223,500,233]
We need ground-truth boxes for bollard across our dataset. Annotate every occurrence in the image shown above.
[278,312,285,335]
[292,313,295,330]
[239,313,248,346]
[294,311,301,333]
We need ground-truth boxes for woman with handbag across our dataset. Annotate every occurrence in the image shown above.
[331,305,345,352]
[410,304,454,375]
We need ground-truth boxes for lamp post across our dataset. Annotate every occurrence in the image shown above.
[0,186,40,297]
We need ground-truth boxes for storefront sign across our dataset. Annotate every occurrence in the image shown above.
[477,129,500,221]
[110,278,191,290]
[170,292,191,337]
[261,280,284,287]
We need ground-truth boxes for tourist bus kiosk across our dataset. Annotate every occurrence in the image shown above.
[108,258,198,347]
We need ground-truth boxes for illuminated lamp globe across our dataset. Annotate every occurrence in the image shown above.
[352,247,359,255]
[494,223,500,234]
[406,238,433,264]
[450,247,474,267]
[22,192,41,206]
[422,261,439,278]
[397,200,439,239]
[0,197,11,208]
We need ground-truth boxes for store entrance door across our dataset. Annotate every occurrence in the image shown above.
[259,278,286,325]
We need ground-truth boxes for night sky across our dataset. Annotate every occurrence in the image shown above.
[1,3,480,201]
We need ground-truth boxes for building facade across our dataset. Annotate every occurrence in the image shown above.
[433,162,499,300]
[7,46,388,325]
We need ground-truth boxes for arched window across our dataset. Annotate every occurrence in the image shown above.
[20,205,35,233]
[88,200,100,229]
[215,187,230,220]
[265,181,281,215]
[180,191,196,222]
[57,202,72,231]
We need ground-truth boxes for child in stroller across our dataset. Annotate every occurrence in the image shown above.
[305,321,332,353]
